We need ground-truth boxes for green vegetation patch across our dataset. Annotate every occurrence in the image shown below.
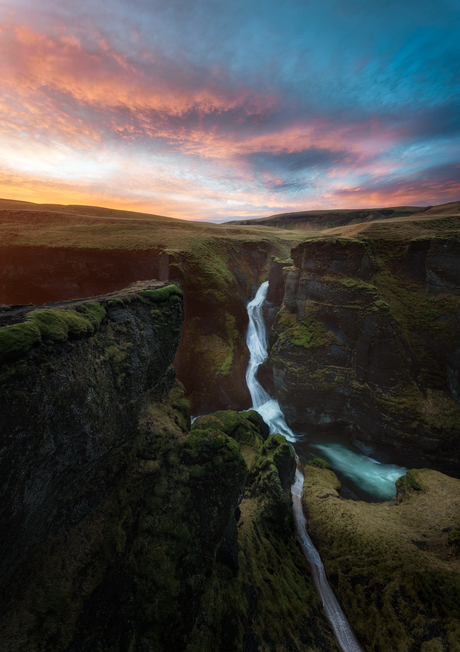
[0,302,106,365]
[192,410,264,447]
[307,457,332,470]
[140,284,183,303]
[220,312,238,376]
[276,304,339,350]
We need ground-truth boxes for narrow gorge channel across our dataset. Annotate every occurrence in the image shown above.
[245,281,408,652]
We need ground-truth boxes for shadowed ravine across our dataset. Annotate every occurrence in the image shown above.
[245,281,404,652]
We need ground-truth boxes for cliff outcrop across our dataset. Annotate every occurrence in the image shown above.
[302,462,460,651]
[0,284,337,651]
[0,281,184,579]
[270,216,460,476]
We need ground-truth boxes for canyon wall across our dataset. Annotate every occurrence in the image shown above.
[0,239,286,415]
[269,232,460,476]
[0,282,337,652]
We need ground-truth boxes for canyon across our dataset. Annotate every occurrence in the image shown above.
[1,199,460,651]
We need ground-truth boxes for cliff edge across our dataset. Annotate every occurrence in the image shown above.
[270,214,460,475]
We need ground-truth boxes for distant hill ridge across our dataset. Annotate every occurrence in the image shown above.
[225,205,426,230]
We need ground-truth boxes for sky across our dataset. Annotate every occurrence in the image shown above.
[0,0,459,222]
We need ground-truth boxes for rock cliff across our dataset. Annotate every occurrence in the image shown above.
[302,462,460,651]
[0,281,184,580]
[270,216,460,476]
[0,238,290,415]
[0,283,338,652]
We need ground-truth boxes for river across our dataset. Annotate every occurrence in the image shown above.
[245,280,407,652]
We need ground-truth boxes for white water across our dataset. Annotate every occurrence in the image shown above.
[291,469,363,652]
[245,281,408,651]
[245,282,297,443]
[245,280,407,500]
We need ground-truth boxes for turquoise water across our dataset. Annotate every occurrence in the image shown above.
[246,281,407,502]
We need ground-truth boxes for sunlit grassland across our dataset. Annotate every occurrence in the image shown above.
[0,199,314,252]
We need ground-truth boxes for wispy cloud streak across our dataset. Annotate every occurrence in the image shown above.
[0,0,459,220]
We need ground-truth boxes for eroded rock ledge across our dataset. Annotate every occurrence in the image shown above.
[0,281,184,580]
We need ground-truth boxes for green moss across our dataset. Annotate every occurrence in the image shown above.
[308,457,332,470]
[220,312,238,376]
[448,530,460,551]
[192,410,264,447]
[276,305,339,350]
[140,284,183,303]
[407,469,422,491]
[0,303,107,365]
[0,321,41,365]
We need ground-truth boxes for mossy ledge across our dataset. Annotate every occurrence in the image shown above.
[302,463,460,651]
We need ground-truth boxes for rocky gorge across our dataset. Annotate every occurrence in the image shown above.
[1,200,460,651]
[269,213,460,478]
[0,279,338,651]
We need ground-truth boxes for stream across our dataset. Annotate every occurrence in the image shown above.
[245,280,406,652]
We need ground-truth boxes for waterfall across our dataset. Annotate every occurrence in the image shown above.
[245,281,297,442]
[245,281,364,652]
[292,469,363,652]
[245,281,407,501]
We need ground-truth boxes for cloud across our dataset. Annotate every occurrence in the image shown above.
[242,147,352,174]
[333,163,460,206]
[0,0,459,220]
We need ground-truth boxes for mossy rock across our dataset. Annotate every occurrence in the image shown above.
[307,457,332,470]
[239,409,269,440]
[0,302,106,365]
[140,284,183,303]
[191,410,266,447]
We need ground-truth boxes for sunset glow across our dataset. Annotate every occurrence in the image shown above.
[0,0,459,221]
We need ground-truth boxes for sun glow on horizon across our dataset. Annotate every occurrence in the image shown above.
[0,0,459,221]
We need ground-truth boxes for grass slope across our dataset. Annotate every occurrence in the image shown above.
[303,464,460,652]
[225,206,423,230]
[0,198,310,251]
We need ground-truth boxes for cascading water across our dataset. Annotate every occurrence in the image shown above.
[244,280,407,652]
[245,281,407,501]
[245,282,297,443]
[291,469,363,652]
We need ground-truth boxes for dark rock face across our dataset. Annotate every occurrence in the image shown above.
[0,281,184,580]
[263,258,287,330]
[169,241,283,415]
[270,237,460,476]
[0,287,337,651]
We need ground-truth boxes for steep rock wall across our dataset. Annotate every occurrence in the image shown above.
[0,282,338,650]
[270,236,460,476]
[0,281,184,580]
[167,240,285,414]
[0,240,287,414]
